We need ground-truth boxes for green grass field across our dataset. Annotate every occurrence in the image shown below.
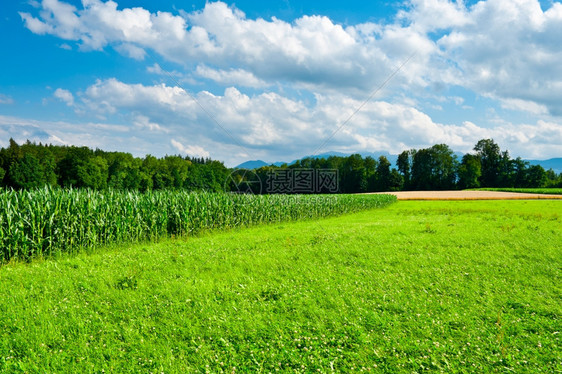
[1,200,560,372]
[471,188,562,195]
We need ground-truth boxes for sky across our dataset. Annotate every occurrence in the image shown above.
[1,0,561,166]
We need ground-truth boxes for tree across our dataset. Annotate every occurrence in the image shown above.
[76,156,108,189]
[107,153,143,190]
[374,156,392,191]
[473,139,501,187]
[57,146,95,187]
[388,169,404,191]
[410,145,457,190]
[545,169,561,188]
[397,150,412,189]
[525,165,547,188]
[364,156,377,191]
[163,156,189,189]
[497,150,515,187]
[411,148,433,190]
[340,154,366,193]
[429,144,457,189]
[458,154,481,189]
[8,153,45,189]
[41,151,58,187]
[511,157,528,188]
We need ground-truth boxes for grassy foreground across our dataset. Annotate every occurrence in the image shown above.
[1,200,561,372]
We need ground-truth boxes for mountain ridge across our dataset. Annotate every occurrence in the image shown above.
[235,152,562,173]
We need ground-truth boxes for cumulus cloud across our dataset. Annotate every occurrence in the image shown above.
[20,0,562,115]
[436,0,562,115]
[114,43,146,60]
[146,63,181,78]
[18,0,433,93]
[171,140,210,158]
[16,0,562,162]
[133,115,169,133]
[0,114,167,157]
[195,65,268,88]
[53,88,74,106]
[74,78,562,162]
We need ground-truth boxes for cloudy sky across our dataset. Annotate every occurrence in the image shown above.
[1,0,561,166]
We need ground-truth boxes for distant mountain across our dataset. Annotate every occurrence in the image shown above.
[235,151,400,169]
[235,160,288,169]
[235,160,269,169]
[235,153,562,173]
[290,151,400,166]
[526,158,562,173]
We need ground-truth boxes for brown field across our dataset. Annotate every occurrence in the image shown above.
[372,190,562,200]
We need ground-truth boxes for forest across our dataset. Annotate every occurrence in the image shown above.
[0,138,560,193]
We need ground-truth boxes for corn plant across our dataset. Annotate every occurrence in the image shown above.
[0,187,396,262]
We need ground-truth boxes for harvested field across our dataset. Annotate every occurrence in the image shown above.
[372,190,562,200]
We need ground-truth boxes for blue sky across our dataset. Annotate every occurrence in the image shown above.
[1,0,561,166]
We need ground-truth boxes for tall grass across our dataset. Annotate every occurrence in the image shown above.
[0,187,395,262]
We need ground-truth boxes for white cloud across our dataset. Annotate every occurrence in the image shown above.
[399,0,472,32]
[146,63,184,80]
[75,79,562,162]
[53,88,74,106]
[436,0,562,115]
[171,139,210,158]
[0,114,163,157]
[195,65,268,88]
[133,115,169,133]
[114,43,146,60]
[15,0,562,162]
[499,98,549,115]
[22,0,562,114]
[20,11,54,34]
[19,0,432,93]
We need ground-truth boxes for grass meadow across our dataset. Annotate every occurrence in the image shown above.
[0,200,560,372]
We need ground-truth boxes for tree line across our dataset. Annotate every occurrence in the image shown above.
[1,138,560,193]
[0,139,230,192]
[252,139,561,193]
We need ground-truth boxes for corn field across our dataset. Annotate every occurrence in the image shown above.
[0,187,396,262]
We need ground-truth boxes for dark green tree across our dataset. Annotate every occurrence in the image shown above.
[511,157,529,187]
[107,153,143,190]
[498,151,515,187]
[544,169,561,187]
[411,148,434,190]
[410,145,457,190]
[429,144,457,189]
[525,165,547,187]
[374,156,392,191]
[76,156,108,189]
[458,154,481,189]
[473,139,501,187]
[397,150,412,189]
[57,146,95,187]
[364,156,378,191]
[340,154,366,193]
[388,169,404,191]
[8,153,45,189]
